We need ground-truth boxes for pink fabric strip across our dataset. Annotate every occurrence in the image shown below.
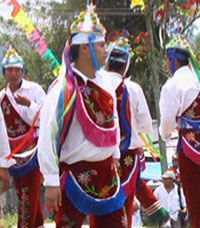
[76,86,117,147]
[9,130,36,152]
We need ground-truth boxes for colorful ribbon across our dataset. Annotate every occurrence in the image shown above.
[0,0,61,77]
[138,133,163,161]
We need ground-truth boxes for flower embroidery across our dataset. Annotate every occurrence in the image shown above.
[19,187,30,227]
[17,123,26,134]
[96,111,105,125]
[185,132,195,142]
[121,213,128,227]
[124,155,133,166]
[185,109,195,119]
[79,85,91,96]
[2,101,11,115]
[99,185,110,198]
[78,172,91,185]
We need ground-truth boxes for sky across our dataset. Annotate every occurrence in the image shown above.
[0,0,26,19]
[0,0,62,19]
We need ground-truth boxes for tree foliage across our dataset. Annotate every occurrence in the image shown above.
[0,0,200,171]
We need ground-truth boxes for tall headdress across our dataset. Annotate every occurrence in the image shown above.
[165,35,200,82]
[106,30,134,76]
[1,47,24,76]
[69,3,106,70]
[56,3,106,154]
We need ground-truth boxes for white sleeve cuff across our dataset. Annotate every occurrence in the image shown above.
[43,174,60,187]
[0,158,16,168]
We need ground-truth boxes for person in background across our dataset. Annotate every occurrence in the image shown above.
[1,47,46,228]
[38,4,127,228]
[90,31,169,228]
[154,170,186,227]
[169,154,180,184]
[132,198,143,227]
[159,35,200,227]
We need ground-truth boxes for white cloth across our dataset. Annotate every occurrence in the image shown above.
[0,79,46,129]
[0,108,15,168]
[132,198,143,227]
[0,79,46,158]
[159,66,199,141]
[154,183,186,227]
[107,72,152,149]
[38,66,120,186]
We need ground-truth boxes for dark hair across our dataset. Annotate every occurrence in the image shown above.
[167,47,190,67]
[108,49,127,73]
[69,33,80,62]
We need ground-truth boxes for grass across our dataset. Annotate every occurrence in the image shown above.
[0,214,17,228]
[0,214,54,228]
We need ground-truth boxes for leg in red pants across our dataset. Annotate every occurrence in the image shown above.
[179,150,200,228]
[13,166,44,228]
[124,188,135,228]
[136,179,169,225]
[56,186,127,228]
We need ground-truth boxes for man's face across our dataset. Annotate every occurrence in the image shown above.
[93,41,107,68]
[163,177,174,188]
[4,67,23,86]
[164,55,171,74]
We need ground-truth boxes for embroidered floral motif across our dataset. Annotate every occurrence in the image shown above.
[2,101,11,115]
[185,132,195,142]
[18,187,30,227]
[184,102,200,119]
[124,155,133,166]
[7,119,27,137]
[79,85,91,96]
[99,185,110,197]
[96,111,105,125]
[61,215,76,227]
[77,169,117,198]
[117,95,122,101]
[82,86,114,125]
[185,132,200,149]
[78,172,91,185]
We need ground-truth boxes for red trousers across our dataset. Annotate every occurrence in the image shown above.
[56,187,126,228]
[179,150,200,228]
[13,166,44,228]
[136,179,158,211]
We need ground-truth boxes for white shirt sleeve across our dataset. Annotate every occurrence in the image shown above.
[38,76,63,187]
[159,83,180,141]
[0,108,15,168]
[130,82,152,134]
[24,83,46,126]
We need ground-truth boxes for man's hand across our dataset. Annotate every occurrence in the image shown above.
[113,158,120,169]
[0,168,9,194]
[45,186,62,212]
[14,94,31,107]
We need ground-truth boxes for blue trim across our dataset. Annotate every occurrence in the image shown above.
[65,173,125,215]
[176,137,182,154]
[88,34,100,71]
[179,116,200,132]
[136,162,141,190]
[119,85,131,154]
[8,152,38,178]
[57,77,65,149]
[166,48,188,75]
